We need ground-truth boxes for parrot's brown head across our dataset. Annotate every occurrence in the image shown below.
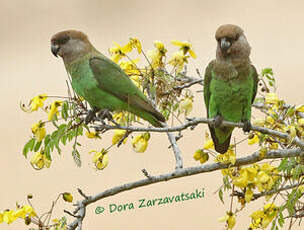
[51,30,95,62]
[215,24,251,61]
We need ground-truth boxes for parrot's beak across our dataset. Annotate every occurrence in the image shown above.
[51,43,60,57]
[220,37,231,52]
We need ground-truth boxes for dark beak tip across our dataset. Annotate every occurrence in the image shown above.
[220,38,231,52]
[51,44,60,58]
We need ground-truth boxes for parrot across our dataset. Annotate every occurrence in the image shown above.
[50,30,165,127]
[203,24,258,153]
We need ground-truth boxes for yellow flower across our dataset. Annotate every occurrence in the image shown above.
[31,121,46,142]
[168,51,189,73]
[221,168,235,178]
[91,149,109,170]
[112,130,127,145]
[248,134,259,145]
[109,42,130,63]
[148,41,167,69]
[216,149,236,165]
[193,149,209,164]
[119,59,140,75]
[62,192,73,202]
[154,40,167,54]
[48,100,62,120]
[0,213,3,223]
[265,93,279,104]
[296,105,304,112]
[298,118,304,126]
[129,38,142,54]
[3,210,17,224]
[233,169,249,188]
[233,166,258,188]
[266,115,275,125]
[179,97,193,116]
[132,133,150,153]
[30,94,47,111]
[30,151,51,169]
[250,203,278,229]
[85,131,100,139]
[203,138,214,149]
[14,205,36,219]
[255,171,274,192]
[245,188,253,203]
[113,112,127,125]
[193,149,203,161]
[171,40,196,58]
[218,212,236,229]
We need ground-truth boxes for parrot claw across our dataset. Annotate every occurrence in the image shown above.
[84,108,97,124]
[97,109,118,125]
[242,120,251,133]
[212,115,223,128]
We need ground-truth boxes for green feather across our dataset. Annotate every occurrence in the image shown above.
[66,52,165,127]
[204,60,258,153]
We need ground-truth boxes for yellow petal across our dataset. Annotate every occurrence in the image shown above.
[112,130,127,145]
[265,93,279,104]
[132,134,149,153]
[199,152,209,164]
[63,192,73,202]
[189,49,197,59]
[171,40,183,46]
[296,105,304,113]
[193,149,203,161]
[248,134,259,145]
[96,154,109,170]
[179,98,193,116]
[245,188,253,203]
[203,139,214,149]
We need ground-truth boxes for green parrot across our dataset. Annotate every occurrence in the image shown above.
[50,30,165,127]
[204,24,258,153]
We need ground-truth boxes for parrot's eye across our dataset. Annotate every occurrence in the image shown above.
[235,33,240,41]
[57,35,70,45]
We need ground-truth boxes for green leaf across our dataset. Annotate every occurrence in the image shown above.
[45,147,52,160]
[218,188,224,204]
[72,149,81,167]
[23,138,36,158]
[34,141,42,152]
[262,68,273,76]
[61,101,69,120]
[223,175,231,190]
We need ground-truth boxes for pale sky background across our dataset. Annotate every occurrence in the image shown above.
[1,0,304,229]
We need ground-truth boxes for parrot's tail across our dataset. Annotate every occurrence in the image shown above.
[129,106,166,127]
[209,125,232,154]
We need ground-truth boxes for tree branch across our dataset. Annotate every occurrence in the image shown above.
[67,148,304,230]
[91,117,304,149]
[166,131,183,169]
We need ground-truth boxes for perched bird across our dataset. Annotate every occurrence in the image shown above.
[50,30,165,127]
[204,24,258,153]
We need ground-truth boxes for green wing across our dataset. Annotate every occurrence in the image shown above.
[203,60,215,117]
[89,55,165,122]
[250,64,259,104]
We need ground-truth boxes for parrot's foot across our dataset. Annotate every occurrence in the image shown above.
[242,120,252,133]
[85,108,98,124]
[212,115,223,128]
[97,109,118,125]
